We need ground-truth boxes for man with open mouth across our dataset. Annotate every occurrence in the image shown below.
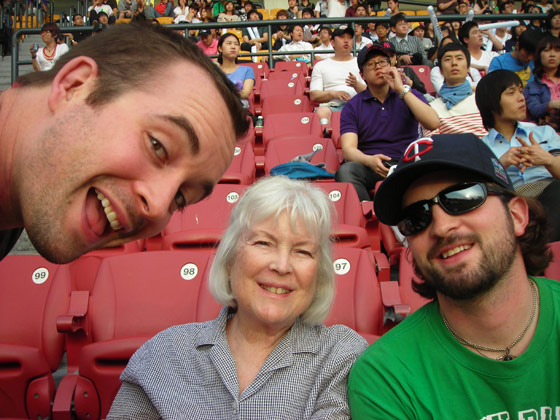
[0,22,249,264]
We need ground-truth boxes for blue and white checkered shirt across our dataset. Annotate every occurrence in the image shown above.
[107,306,368,420]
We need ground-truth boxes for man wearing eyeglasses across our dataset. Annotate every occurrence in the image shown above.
[348,133,558,419]
[334,42,439,201]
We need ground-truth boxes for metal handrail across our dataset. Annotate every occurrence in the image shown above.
[11,12,547,82]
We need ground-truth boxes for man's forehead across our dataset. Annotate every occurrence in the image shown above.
[442,50,467,60]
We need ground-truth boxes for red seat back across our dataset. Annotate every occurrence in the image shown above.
[261,94,312,118]
[0,255,70,418]
[264,136,339,175]
[220,141,256,185]
[262,112,322,149]
[324,246,384,343]
[161,184,249,250]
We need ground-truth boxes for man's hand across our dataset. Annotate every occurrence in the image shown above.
[366,154,392,177]
[549,100,560,110]
[346,72,359,89]
[398,55,413,65]
[499,146,529,172]
[331,90,352,101]
[382,66,405,93]
[517,132,554,167]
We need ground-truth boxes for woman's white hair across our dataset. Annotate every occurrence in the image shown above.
[209,176,336,325]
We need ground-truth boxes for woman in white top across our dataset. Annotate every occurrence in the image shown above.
[30,23,69,72]
[173,0,189,22]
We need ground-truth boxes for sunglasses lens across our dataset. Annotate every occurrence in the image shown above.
[397,183,489,237]
[398,202,432,236]
[439,183,487,215]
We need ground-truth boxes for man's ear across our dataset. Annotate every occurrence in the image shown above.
[47,56,98,113]
[508,196,530,238]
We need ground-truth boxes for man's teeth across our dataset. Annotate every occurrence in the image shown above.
[260,284,290,295]
[95,189,123,231]
[441,244,472,259]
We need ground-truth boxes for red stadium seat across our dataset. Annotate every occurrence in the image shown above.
[398,248,432,314]
[327,110,342,149]
[261,112,322,150]
[160,184,249,250]
[0,255,71,419]
[405,65,436,96]
[254,79,305,115]
[267,68,306,84]
[261,94,312,118]
[313,181,375,249]
[272,60,309,77]
[54,251,222,420]
[324,246,385,344]
[544,241,560,280]
[220,141,256,185]
[241,61,269,80]
[379,223,405,266]
[264,136,339,176]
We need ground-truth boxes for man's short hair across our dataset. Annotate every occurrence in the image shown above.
[302,6,314,16]
[319,26,332,36]
[276,9,289,18]
[247,9,260,19]
[437,42,471,68]
[16,22,249,140]
[458,20,478,46]
[376,22,389,29]
[389,12,407,29]
[289,23,303,34]
[518,28,540,53]
[475,70,523,130]
[72,13,83,21]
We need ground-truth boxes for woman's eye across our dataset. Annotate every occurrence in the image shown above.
[296,249,314,257]
[150,137,167,162]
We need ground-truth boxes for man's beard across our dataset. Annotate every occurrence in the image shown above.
[414,211,518,301]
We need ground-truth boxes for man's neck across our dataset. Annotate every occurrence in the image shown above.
[493,116,517,140]
[438,257,538,359]
[468,44,482,57]
[332,52,352,61]
[368,83,390,102]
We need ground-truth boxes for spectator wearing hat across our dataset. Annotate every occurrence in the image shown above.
[389,13,433,67]
[410,24,433,52]
[88,0,114,23]
[310,25,366,125]
[334,42,440,201]
[348,133,558,419]
[97,11,110,25]
[197,29,219,57]
[457,0,470,14]
[424,43,487,137]
[278,24,314,62]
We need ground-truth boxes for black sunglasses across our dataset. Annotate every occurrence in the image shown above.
[397,182,507,237]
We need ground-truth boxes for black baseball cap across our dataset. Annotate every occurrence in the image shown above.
[199,29,211,36]
[374,134,514,226]
[332,24,354,38]
[357,41,395,68]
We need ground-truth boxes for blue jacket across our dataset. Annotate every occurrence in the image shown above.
[524,76,551,121]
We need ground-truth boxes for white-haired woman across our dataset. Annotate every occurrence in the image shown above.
[107,176,367,419]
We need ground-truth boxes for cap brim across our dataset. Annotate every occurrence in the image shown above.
[374,160,502,226]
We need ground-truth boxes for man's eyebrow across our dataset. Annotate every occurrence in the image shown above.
[158,114,200,155]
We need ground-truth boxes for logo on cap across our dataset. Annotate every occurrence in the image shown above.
[491,157,509,184]
[402,138,434,163]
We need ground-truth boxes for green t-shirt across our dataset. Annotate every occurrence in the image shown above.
[348,277,560,420]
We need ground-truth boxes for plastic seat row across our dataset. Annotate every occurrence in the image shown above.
[0,243,397,419]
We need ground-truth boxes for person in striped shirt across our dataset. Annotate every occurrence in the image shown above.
[423,42,488,138]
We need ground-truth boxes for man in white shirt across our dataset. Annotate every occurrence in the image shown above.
[354,23,373,52]
[314,26,335,60]
[459,21,498,73]
[278,24,314,62]
[310,25,366,124]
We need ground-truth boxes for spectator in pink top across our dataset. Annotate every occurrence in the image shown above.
[197,29,219,58]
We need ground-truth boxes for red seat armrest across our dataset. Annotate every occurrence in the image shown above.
[56,291,89,334]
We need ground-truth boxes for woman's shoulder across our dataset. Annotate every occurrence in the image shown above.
[306,323,369,355]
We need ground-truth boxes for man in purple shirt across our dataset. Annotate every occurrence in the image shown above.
[335,42,440,201]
